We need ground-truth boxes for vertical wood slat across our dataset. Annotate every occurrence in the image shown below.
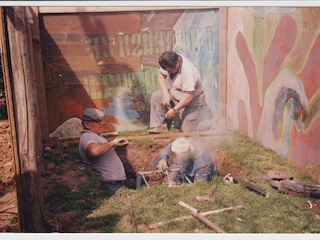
[29,7,49,141]
[5,6,49,232]
[0,6,20,232]
[218,7,227,127]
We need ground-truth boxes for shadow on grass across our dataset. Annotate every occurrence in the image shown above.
[82,213,122,233]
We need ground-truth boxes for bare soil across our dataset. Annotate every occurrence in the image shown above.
[0,120,18,232]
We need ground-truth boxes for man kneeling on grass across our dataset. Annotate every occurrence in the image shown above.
[79,108,129,191]
[152,137,219,186]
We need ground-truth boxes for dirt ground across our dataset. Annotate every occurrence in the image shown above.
[1,118,319,232]
[0,120,18,232]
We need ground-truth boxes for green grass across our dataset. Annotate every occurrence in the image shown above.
[44,129,320,233]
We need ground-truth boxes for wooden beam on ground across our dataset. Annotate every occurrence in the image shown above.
[232,176,268,197]
[148,206,242,229]
[55,129,221,147]
[124,130,220,141]
[127,196,137,233]
[177,201,231,233]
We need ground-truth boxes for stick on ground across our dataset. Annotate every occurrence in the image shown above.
[127,196,137,233]
[178,201,226,233]
[148,205,242,229]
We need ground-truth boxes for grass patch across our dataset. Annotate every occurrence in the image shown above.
[44,129,320,233]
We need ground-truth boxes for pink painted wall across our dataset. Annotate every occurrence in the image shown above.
[227,7,320,170]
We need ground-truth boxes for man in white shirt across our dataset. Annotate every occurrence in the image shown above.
[149,51,216,134]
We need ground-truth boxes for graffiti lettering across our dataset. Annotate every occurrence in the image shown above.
[87,37,100,59]
[87,26,215,59]
[81,68,159,99]
[101,35,114,58]
[87,30,175,59]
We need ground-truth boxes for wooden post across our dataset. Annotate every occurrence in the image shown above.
[4,6,49,232]
[218,7,227,127]
[29,7,49,142]
[0,7,20,232]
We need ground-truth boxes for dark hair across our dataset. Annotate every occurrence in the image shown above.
[158,51,179,69]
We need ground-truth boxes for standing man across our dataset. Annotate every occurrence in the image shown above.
[149,51,216,134]
[79,108,129,191]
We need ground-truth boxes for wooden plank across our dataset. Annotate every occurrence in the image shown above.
[56,129,222,143]
[140,10,184,31]
[38,6,214,14]
[42,54,141,73]
[40,12,140,35]
[30,7,49,141]
[0,6,21,232]
[5,6,50,232]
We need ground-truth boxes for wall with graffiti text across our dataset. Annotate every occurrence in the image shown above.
[40,9,220,137]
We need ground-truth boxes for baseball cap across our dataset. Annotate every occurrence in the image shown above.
[82,108,105,122]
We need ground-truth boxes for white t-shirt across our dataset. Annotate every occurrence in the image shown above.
[79,130,126,182]
[160,54,203,101]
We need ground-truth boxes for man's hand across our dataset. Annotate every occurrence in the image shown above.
[112,138,129,147]
[165,108,176,119]
[156,160,168,171]
[161,92,172,107]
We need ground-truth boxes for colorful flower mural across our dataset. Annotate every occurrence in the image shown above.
[228,7,320,170]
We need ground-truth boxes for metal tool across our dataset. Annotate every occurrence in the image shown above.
[165,170,173,187]
[225,173,268,197]
[265,170,320,199]
[136,168,181,189]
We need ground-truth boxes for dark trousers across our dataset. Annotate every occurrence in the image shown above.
[99,180,126,191]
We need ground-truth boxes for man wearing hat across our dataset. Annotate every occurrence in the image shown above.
[152,137,218,186]
[79,108,129,191]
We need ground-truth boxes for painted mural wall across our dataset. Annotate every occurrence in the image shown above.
[40,9,220,137]
[227,7,320,170]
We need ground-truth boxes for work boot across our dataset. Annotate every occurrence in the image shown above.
[148,127,168,134]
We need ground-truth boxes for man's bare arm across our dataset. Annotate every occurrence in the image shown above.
[86,138,129,157]
[157,72,171,106]
[165,92,193,119]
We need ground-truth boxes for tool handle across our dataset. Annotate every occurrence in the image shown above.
[233,176,267,197]
[207,185,217,197]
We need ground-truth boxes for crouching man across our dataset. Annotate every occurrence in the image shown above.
[152,137,218,186]
[79,108,129,191]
